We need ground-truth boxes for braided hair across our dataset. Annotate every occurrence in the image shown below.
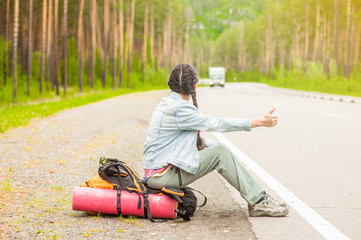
[168,64,205,151]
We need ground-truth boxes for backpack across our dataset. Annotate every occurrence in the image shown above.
[82,157,206,221]
[97,157,158,221]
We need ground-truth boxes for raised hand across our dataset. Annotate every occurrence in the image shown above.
[263,108,278,127]
[251,108,279,128]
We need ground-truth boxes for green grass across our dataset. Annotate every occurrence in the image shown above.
[226,62,361,98]
[0,86,166,133]
[2,178,11,191]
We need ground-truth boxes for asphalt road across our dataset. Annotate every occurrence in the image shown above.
[197,83,361,240]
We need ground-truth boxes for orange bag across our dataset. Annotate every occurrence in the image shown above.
[81,173,115,189]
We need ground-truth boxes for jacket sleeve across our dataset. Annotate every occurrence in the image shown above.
[175,102,252,132]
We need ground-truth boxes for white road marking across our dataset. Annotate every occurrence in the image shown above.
[320,112,347,119]
[212,132,351,240]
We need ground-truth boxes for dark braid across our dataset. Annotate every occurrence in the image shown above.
[168,64,205,151]
[190,90,198,109]
[191,90,205,150]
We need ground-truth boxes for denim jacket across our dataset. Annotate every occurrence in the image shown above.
[142,92,252,174]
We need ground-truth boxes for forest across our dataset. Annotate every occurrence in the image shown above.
[1,0,361,104]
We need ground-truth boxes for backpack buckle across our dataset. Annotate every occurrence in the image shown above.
[141,190,148,197]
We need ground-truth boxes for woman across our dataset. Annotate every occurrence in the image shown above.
[143,64,288,217]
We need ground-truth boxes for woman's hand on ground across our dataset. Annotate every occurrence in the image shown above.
[251,108,279,128]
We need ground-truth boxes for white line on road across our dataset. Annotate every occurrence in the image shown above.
[212,132,350,240]
[320,112,348,119]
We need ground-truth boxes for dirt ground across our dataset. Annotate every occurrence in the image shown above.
[0,90,256,240]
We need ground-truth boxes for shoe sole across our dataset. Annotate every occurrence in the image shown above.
[249,208,289,217]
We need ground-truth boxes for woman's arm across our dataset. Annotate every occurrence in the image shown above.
[175,102,278,132]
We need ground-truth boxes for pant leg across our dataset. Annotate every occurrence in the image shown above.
[146,144,264,205]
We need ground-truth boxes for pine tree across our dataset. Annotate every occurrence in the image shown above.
[13,0,20,102]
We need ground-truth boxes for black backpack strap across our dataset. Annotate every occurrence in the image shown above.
[117,189,122,215]
[186,187,207,207]
[145,187,162,195]
[100,163,127,176]
[142,192,167,223]
[142,192,155,222]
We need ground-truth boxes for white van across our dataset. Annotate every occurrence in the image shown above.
[208,67,225,87]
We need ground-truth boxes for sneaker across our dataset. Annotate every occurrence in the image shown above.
[248,193,289,217]
[262,192,287,207]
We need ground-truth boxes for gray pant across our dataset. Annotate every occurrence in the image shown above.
[146,144,264,205]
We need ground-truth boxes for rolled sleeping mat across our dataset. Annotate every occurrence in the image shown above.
[72,187,178,219]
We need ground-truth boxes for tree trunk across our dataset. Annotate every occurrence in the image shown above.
[156,28,163,67]
[118,0,124,88]
[40,0,47,94]
[176,29,183,67]
[167,5,172,69]
[292,21,300,65]
[90,0,96,89]
[63,0,68,95]
[13,0,19,102]
[350,13,355,74]
[53,0,59,95]
[46,0,53,84]
[27,0,33,95]
[77,0,84,91]
[326,15,332,75]
[102,0,110,87]
[127,0,135,88]
[4,0,10,85]
[354,19,361,68]
[333,0,339,70]
[162,20,168,67]
[124,3,130,76]
[271,38,276,75]
[171,23,176,68]
[196,48,200,72]
[238,22,244,72]
[287,45,292,71]
[338,29,343,70]
[312,1,320,63]
[150,1,154,63]
[85,30,90,87]
[112,0,117,90]
[162,2,172,69]
[258,43,265,74]
[142,1,149,82]
[184,7,193,64]
[322,15,327,73]
[279,37,285,68]
[265,14,272,74]
[304,3,309,71]
[20,3,28,76]
[95,5,103,58]
[344,0,351,77]
[242,49,247,71]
